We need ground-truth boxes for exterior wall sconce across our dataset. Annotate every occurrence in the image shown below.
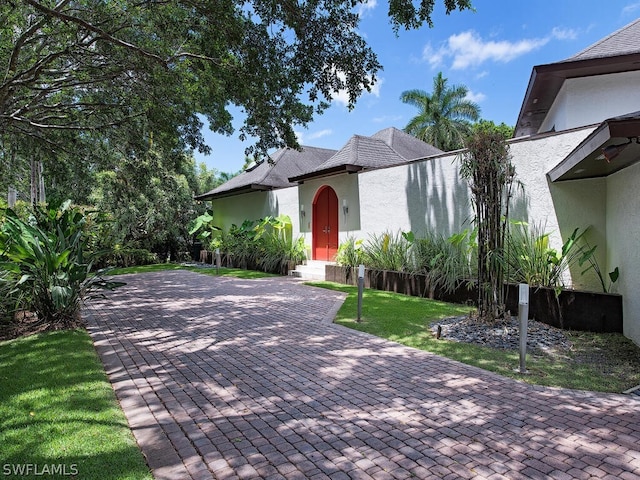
[602,137,637,163]
[342,199,348,216]
[300,204,305,218]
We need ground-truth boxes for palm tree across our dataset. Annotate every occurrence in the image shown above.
[400,72,481,151]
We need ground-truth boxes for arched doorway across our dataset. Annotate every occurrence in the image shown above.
[312,186,339,261]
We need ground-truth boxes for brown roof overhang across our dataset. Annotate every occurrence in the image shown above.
[289,164,362,183]
[194,184,272,201]
[515,53,640,138]
[547,115,640,182]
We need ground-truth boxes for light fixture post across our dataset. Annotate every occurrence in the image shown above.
[357,264,365,322]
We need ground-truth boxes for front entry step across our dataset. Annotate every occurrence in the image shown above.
[289,260,335,281]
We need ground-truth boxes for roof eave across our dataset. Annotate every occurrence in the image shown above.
[289,164,362,183]
[547,116,640,182]
[514,53,640,138]
[194,184,273,201]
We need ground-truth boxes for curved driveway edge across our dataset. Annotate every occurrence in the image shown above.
[85,270,640,480]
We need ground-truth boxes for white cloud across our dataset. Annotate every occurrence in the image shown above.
[422,43,445,68]
[449,31,549,69]
[372,114,403,124]
[424,27,577,70]
[465,90,486,103]
[295,129,334,145]
[308,129,333,140]
[355,0,377,18]
[551,27,578,40]
[475,71,489,80]
[623,2,640,15]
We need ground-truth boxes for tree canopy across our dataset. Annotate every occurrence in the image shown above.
[401,72,480,151]
[0,0,472,262]
[1,0,472,158]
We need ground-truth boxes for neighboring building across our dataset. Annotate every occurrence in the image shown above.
[197,19,640,345]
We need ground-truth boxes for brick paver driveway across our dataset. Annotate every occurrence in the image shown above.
[85,270,640,480]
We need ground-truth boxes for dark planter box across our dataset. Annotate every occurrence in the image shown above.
[325,265,623,333]
[504,284,623,333]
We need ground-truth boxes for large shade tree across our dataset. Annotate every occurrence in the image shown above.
[401,72,480,151]
[0,0,472,260]
[1,0,472,160]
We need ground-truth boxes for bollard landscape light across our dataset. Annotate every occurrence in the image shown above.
[357,264,364,322]
[518,283,530,374]
[215,248,221,274]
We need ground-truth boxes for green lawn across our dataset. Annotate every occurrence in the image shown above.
[307,281,640,393]
[108,262,279,279]
[0,330,152,480]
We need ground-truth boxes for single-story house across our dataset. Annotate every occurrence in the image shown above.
[197,18,640,345]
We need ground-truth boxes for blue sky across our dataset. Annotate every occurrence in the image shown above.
[194,1,640,174]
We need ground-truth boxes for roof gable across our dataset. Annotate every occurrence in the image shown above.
[515,18,640,138]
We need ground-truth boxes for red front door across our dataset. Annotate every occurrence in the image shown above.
[313,186,339,261]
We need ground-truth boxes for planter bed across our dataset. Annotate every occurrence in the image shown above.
[325,265,622,333]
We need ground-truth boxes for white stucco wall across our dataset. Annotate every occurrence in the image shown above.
[210,186,300,233]
[508,128,611,291]
[356,153,470,238]
[540,71,640,133]
[606,161,640,345]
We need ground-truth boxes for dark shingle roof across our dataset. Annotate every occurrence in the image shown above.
[195,145,336,199]
[310,135,409,171]
[289,127,442,182]
[566,18,640,62]
[371,127,443,160]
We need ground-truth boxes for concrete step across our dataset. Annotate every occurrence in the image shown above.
[289,261,335,281]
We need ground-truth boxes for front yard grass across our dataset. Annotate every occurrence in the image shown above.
[108,262,279,278]
[307,281,640,394]
[0,330,152,480]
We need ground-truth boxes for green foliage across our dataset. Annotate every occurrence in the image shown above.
[0,330,152,479]
[0,202,123,329]
[336,229,474,294]
[471,119,514,140]
[97,246,159,269]
[90,149,201,261]
[361,231,414,272]
[504,221,619,293]
[414,230,476,294]
[1,0,470,162]
[401,72,481,151]
[188,211,221,242]
[208,216,307,275]
[335,236,364,267]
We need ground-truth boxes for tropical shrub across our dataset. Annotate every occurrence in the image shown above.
[96,246,159,268]
[361,231,414,272]
[335,229,475,293]
[0,201,123,329]
[204,216,307,274]
[413,230,475,294]
[254,215,307,274]
[335,236,364,267]
[503,221,619,293]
